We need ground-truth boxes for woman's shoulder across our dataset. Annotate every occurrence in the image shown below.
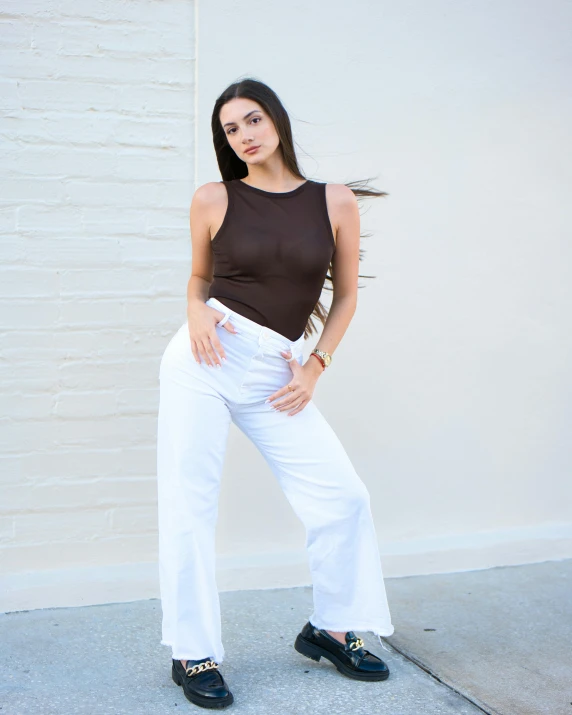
[323,182,357,203]
[191,181,229,209]
[323,182,359,215]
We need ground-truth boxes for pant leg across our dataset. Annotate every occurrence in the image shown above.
[157,326,231,663]
[231,398,394,639]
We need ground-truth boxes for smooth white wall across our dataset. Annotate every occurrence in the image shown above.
[198,0,572,579]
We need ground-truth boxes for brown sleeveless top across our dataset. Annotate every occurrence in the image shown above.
[207,178,336,341]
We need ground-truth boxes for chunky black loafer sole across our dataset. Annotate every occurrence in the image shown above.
[172,660,234,709]
[295,631,390,682]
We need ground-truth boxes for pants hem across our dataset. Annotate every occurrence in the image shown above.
[161,640,225,664]
[308,620,395,638]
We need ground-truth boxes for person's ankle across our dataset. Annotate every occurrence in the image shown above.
[326,629,348,644]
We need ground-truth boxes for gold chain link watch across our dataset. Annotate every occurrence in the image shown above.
[310,348,332,370]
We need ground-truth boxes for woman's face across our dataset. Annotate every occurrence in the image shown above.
[220,97,280,165]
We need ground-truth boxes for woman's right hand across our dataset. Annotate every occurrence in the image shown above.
[187,301,238,367]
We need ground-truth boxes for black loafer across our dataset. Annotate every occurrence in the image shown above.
[172,657,234,709]
[294,621,390,681]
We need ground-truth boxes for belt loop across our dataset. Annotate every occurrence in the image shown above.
[216,311,231,327]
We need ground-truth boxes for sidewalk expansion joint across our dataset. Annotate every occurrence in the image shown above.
[380,638,497,715]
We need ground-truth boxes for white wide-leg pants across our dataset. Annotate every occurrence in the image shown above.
[157,297,394,663]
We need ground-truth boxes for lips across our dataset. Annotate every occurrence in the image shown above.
[244,146,260,154]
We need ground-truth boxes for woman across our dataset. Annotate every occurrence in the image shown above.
[157,78,394,710]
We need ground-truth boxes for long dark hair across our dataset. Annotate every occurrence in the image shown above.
[211,77,388,340]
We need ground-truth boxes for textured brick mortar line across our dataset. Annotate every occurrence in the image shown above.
[1,0,194,580]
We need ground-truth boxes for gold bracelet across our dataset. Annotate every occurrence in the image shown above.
[311,348,332,368]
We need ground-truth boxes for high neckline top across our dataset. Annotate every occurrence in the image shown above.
[237,179,311,198]
[208,178,335,341]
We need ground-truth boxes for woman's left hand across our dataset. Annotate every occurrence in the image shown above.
[265,350,323,416]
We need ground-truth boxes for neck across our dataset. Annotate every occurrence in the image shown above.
[242,163,304,193]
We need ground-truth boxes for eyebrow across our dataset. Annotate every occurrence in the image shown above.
[222,110,261,128]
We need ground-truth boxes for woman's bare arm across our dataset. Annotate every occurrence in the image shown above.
[187,182,220,305]
[309,183,361,365]
[186,183,238,366]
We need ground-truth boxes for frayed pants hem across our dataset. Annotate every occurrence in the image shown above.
[161,641,225,665]
[308,619,395,638]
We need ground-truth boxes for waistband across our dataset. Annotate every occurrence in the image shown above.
[206,297,305,353]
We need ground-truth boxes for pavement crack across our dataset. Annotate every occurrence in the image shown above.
[380,638,497,715]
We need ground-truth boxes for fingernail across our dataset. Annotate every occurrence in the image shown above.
[265,399,270,403]
[222,357,227,362]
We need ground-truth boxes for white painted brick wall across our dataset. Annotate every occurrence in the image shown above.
[0,0,194,604]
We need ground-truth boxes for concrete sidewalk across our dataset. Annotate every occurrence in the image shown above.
[1,560,569,714]
[385,559,572,715]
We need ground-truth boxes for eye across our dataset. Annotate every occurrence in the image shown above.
[226,116,261,135]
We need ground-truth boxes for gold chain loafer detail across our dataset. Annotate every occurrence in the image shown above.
[294,621,390,681]
[347,637,365,651]
[172,657,234,709]
[185,659,219,677]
